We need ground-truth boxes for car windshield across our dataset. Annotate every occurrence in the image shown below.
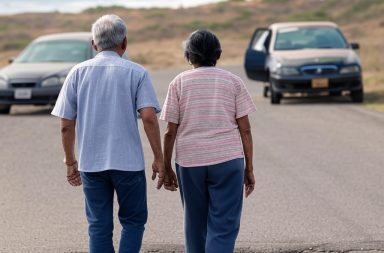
[275,27,348,50]
[14,40,90,63]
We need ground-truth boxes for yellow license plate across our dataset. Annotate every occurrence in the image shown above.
[311,78,329,88]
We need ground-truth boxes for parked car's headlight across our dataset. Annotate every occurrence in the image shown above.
[41,76,66,87]
[340,65,360,74]
[0,77,7,89]
[277,66,300,76]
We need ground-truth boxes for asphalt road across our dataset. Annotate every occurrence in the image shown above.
[0,65,384,253]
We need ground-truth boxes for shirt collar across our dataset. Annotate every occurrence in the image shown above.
[95,50,121,58]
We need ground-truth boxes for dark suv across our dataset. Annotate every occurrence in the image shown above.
[244,22,363,104]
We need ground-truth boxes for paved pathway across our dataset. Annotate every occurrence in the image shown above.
[0,66,383,252]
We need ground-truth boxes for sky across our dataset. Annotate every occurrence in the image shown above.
[0,0,228,15]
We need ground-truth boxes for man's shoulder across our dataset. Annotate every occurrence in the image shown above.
[77,57,148,75]
[120,59,148,74]
[69,58,95,73]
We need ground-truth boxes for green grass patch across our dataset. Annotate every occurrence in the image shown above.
[319,0,339,9]
[364,90,384,112]
[131,53,150,65]
[288,10,329,22]
[0,24,8,32]
[145,24,163,31]
[183,20,232,30]
[262,0,286,4]
[3,39,30,50]
[233,9,252,22]
[145,9,167,18]
[215,2,229,13]
[339,0,384,20]
[83,5,127,13]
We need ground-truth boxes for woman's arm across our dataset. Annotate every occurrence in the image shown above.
[163,122,179,191]
[236,115,255,198]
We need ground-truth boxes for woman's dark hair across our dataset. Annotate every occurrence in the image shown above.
[184,30,222,67]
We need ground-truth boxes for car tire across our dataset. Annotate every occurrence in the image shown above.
[351,89,363,103]
[0,105,11,114]
[270,87,281,104]
[263,85,269,98]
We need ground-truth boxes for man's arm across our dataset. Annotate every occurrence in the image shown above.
[60,118,81,186]
[139,107,165,189]
[236,115,255,198]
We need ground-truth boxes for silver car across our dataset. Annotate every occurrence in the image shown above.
[244,22,363,104]
[0,32,96,114]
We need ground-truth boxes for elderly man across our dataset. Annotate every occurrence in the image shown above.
[52,15,165,253]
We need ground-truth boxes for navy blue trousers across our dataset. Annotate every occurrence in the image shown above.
[176,158,244,253]
[80,170,147,253]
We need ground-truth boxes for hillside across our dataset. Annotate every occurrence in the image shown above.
[0,0,383,108]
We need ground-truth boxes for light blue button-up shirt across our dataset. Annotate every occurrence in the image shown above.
[52,51,160,172]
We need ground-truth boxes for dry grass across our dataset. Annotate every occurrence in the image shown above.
[0,0,383,110]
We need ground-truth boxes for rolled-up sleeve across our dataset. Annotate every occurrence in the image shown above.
[136,71,161,113]
[235,77,256,119]
[51,71,77,120]
[160,78,180,124]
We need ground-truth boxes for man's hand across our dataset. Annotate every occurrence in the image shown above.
[244,168,255,198]
[66,161,82,186]
[152,158,166,190]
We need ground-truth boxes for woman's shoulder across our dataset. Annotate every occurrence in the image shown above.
[215,67,240,79]
[173,67,244,85]
[212,67,244,84]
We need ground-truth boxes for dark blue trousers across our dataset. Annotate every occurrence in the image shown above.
[176,158,244,253]
[80,170,147,253]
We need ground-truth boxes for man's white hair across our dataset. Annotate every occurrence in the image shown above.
[92,14,127,50]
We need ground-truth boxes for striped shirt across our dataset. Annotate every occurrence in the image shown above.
[160,67,256,167]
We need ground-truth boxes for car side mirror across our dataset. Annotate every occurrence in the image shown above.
[350,43,360,50]
[8,57,15,64]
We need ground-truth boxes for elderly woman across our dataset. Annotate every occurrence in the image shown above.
[160,30,256,253]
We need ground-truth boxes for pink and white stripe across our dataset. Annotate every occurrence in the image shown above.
[160,67,256,167]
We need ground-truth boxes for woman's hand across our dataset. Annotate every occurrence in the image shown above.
[163,167,178,192]
[162,122,179,192]
[244,168,255,198]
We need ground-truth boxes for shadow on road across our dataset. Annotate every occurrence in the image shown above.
[277,95,355,106]
[9,105,53,116]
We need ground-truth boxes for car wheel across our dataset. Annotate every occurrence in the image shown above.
[263,85,269,98]
[0,105,11,114]
[270,87,281,104]
[351,89,363,103]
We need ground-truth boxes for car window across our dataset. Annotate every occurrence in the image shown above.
[274,27,348,50]
[15,40,91,63]
[250,29,270,52]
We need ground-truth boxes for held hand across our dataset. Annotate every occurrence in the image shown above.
[66,161,82,186]
[244,169,255,198]
[152,158,166,189]
[163,168,178,192]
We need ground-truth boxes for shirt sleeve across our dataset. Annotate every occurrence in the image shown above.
[235,77,256,119]
[51,71,77,120]
[136,71,161,113]
[159,78,180,124]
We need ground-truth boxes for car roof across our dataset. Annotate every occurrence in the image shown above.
[33,32,92,43]
[270,22,338,30]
